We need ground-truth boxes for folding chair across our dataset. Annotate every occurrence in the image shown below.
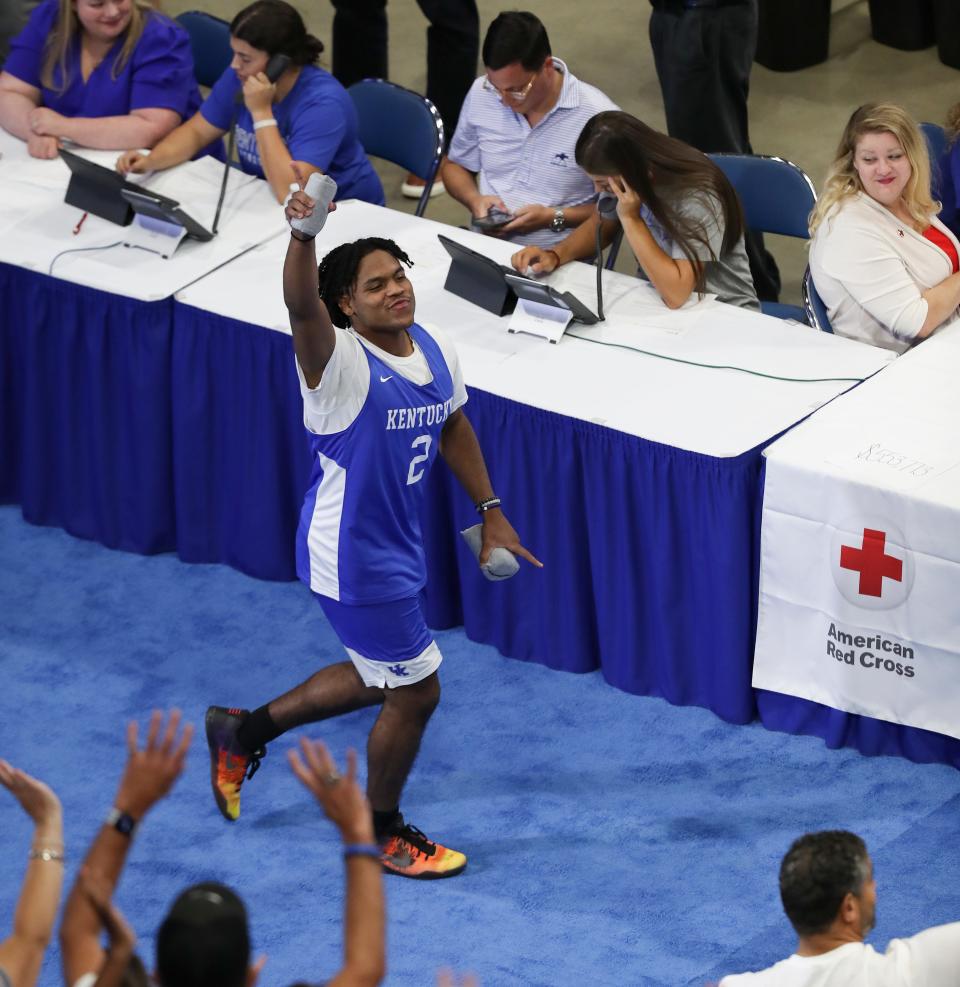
[176,11,233,89]
[801,266,833,333]
[709,153,818,322]
[348,79,444,218]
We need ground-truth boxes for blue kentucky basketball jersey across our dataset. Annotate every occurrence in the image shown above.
[296,324,455,604]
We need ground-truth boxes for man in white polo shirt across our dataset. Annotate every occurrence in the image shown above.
[443,10,617,248]
[720,830,960,985]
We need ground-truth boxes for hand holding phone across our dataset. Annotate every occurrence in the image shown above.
[474,206,514,230]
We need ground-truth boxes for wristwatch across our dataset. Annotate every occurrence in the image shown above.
[105,807,139,838]
[550,208,565,233]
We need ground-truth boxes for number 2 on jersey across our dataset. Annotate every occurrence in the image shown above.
[406,434,432,486]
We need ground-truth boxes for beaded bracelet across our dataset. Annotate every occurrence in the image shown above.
[343,844,381,861]
[29,848,64,862]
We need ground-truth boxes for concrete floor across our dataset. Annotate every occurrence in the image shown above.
[161,0,960,302]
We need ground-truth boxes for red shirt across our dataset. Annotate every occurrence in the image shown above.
[922,225,959,273]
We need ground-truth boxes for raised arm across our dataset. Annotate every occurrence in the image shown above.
[289,740,385,987]
[0,761,64,987]
[243,72,320,203]
[439,408,541,569]
[59,711,193,987]
[283,176,338,388]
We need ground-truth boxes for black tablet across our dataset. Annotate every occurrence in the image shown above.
[503,271,598,326]
[61,148,139,226]
[120,188,214,241]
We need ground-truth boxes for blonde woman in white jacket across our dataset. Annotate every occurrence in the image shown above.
[809,102,960,353]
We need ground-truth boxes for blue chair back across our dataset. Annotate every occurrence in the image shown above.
[802,266,833,333]
[348,79,444,217]
[176,11,232,88]
[709,153,817,239]
[921,121,947,166]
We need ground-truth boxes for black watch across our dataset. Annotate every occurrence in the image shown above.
[105,807,139,837]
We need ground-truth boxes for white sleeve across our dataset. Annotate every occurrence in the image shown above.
[422,321,468,412]
[888,922,960,984]
[818,215,928,342]
[295,329,370,435]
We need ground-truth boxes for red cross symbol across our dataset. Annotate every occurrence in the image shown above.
[839,528,903,597]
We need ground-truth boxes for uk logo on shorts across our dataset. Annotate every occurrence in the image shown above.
[830,517,914,610]
[386,663,410,677]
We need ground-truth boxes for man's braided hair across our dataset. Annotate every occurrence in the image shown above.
[317,238,414,328]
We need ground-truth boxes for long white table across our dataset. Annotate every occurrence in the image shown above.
[755,321,960,762]
[176,201,890,453]
[0,129,285,299]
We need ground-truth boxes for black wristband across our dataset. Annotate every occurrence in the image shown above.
[289,229,315,243]
[476,496,501,514]
[344,843,382,861]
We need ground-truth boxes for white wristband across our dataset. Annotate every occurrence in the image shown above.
[253,118,278,131]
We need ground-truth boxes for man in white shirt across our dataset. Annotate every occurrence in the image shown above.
[443,10,617,248]
[720,830,960,986]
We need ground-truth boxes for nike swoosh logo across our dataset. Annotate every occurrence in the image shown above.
[379,374,393,382]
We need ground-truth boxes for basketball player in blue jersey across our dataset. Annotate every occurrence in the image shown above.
[205,185,541,879]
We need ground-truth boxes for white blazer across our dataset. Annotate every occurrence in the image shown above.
[809,192,960,353]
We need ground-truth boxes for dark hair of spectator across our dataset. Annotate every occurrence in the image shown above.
[779,831,870,936]
[156,882,250,987]
[120,954,149,987]
[317,238,414,328]
[482,11,551,71]
[576,110,745,297]
[230,0,324,66]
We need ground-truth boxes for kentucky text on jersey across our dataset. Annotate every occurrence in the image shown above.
[386,399,454,431]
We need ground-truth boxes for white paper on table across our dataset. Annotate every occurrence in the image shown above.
[507,297,573,343]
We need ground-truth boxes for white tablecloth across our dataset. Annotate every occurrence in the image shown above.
[754,322,960,739]
[175,200,893,456]
[0,130,285,301]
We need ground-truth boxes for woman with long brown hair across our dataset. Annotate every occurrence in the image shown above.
[510,110,758,310]
[0,0,198,159]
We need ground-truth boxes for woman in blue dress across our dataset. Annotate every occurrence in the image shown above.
[0,0,199,159]
[116,0,384,205]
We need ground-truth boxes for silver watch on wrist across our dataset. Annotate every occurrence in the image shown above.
[550,208,565,232]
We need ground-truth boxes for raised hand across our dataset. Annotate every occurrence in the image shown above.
[288,740,374,845]
[113,709,193,819]
[0,760,61,827]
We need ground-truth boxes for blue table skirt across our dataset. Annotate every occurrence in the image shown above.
[0,262,176,553]
[6,283,958,765]
[170,303,763,724]
[756,687,960,769]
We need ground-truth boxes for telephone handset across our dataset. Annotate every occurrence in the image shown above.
[264,53,291,83]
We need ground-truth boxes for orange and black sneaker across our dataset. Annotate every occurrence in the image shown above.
[205,706,265,822]
[379,818,467,880]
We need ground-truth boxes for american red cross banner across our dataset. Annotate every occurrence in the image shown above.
[753,435,960,741]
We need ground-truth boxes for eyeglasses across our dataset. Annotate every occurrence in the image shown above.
[482,73,537,101]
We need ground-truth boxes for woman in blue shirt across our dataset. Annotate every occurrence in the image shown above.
[117,0,384,205]
[0,0,198,159]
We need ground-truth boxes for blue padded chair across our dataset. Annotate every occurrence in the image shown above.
[801,266,833,333]
[709,153,818,323]
[348,79,444,218]
[176,11,232,88]
[921,121,947,166]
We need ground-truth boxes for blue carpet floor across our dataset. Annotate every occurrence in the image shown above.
[2,504,959,987]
